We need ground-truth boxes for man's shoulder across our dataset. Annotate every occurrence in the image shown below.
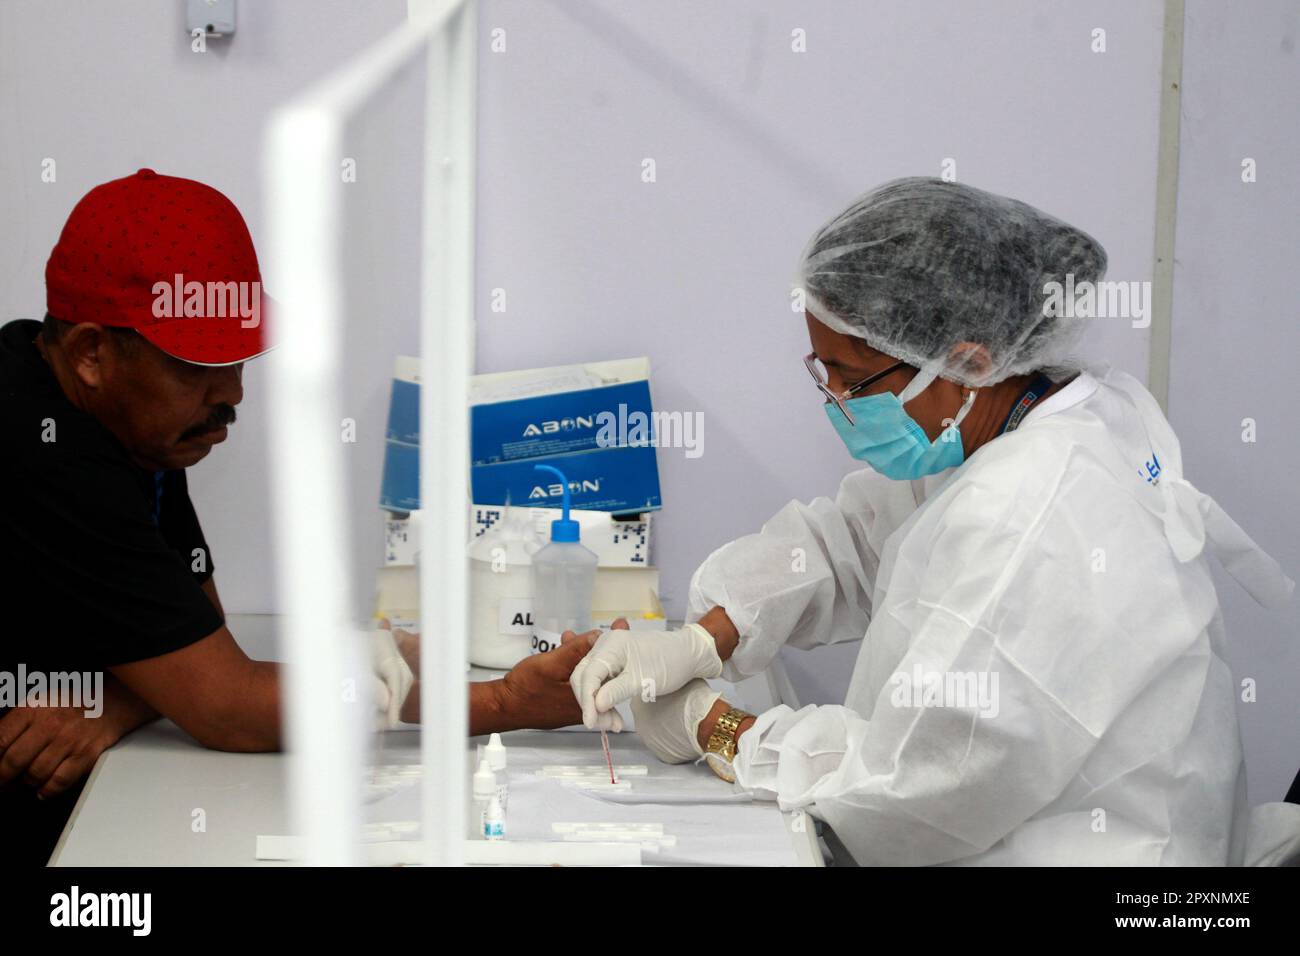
[0,322,128,470]
[0,399,127,470]
[0,319,48,391]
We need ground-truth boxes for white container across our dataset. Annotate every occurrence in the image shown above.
[529,465,598,655]
[466,509,538,669]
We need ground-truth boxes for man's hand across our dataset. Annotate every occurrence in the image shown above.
[398,620,630,731]
[468,619,630,735]
[0,674,157,798]
[491,619,628,732]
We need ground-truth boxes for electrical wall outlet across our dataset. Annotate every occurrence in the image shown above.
[186,0,236,37]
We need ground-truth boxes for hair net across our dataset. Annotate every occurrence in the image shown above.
[799,177,1108,388]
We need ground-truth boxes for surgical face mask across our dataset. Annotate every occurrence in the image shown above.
[825,366,977,480]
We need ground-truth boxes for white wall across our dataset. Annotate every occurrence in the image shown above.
[1168,0,1300,802]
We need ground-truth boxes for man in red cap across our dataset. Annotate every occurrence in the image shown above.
[0,171,603,864]
[0,170,280,864]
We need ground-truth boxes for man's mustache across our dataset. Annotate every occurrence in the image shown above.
[180,404,237,441]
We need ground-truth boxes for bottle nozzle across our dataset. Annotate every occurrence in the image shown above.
[533,464,580,542]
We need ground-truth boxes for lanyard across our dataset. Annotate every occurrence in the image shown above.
[153,471,165,526]
[998,374,1055,435]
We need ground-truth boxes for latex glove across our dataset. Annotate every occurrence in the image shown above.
[376,616,420,673]
[630,678,720,764]
[569,623,723,730]
[370,629,415,730]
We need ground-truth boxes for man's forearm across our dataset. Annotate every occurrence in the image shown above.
[469,681,510,736]
[401,680,510,736]
[100,672,159,739]
[192,661,282,752]
[210,672,522,740]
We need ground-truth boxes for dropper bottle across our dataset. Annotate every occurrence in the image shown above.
[485,732,508,811]
[471,759,496,840]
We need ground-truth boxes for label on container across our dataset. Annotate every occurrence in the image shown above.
[531,627,563,655]
[498,599,534,636]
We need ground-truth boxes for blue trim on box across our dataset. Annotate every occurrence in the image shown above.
[471,380,654,465]
[380,371,662,514]
[471,444,662,515]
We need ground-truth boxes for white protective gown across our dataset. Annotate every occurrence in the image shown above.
[687,367,1297,866]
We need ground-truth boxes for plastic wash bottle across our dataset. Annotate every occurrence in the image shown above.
[529,464,598,655]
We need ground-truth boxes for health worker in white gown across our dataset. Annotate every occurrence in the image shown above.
[569,177,1299,866]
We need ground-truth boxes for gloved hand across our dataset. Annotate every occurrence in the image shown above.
[630,678,720,764]
[569,623,723,730]
[495,629,623,732]
[370,628,415,730]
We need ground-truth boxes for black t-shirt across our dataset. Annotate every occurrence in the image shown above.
[0,319,223,677]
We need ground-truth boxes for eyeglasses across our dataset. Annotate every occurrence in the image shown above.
[804,352,909,426]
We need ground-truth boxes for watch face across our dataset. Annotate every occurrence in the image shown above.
[704,751,737,784]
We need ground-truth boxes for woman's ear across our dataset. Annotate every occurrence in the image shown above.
[948,342,993,383]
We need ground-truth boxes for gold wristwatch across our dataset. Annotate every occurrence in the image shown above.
[703,707,754,783]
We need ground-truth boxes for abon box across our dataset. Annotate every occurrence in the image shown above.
[380,356,663,516]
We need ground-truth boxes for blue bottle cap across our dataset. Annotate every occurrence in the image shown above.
[533,464,580,542]
[549,518,580,542]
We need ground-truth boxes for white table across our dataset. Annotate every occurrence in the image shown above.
[51,615,823,866]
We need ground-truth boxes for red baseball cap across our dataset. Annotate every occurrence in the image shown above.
[45,168,274,366]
